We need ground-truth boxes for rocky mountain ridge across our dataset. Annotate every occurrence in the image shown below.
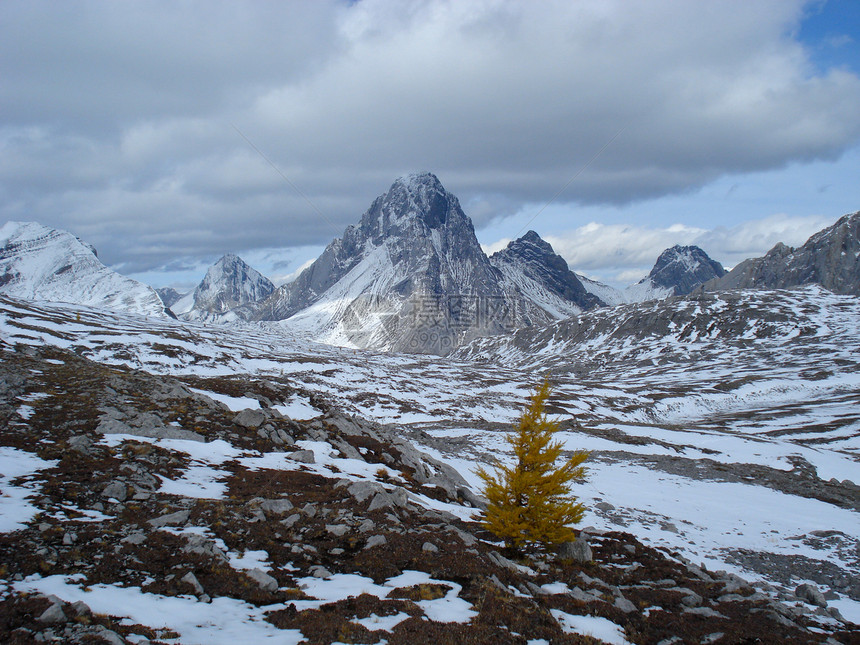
[244,174,729,353]
[252,173,585,354]
[489,230,603,321]
[0,221,167,318]
[171,253,274,322]
[704,211,860,295]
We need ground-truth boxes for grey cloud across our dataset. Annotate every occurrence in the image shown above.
[0,1,341,131]
[2,0,859,273]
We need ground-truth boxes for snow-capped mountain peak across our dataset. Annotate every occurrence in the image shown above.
[383,172,451,229]
[489,231,602,320]
[0,221,166,317]
[256,173,511,353]
[172,253,274,321]
[623,244,725,301]
[648,244,726,295]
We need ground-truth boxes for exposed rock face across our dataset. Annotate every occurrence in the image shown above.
[0,221,166,317]
[490,231,602,321]
[155,287,183,308]
[626,245,725,301]
[255,173,518,354]
[705,211,860,295]
[172,253,274,321]
[648,245,726,295]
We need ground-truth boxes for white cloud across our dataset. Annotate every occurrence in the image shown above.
[480,238,512,257]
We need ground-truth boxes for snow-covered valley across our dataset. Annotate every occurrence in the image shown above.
[1,284,858,642]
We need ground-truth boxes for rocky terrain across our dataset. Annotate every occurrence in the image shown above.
[1,337,857,644]
[1,291,858,643]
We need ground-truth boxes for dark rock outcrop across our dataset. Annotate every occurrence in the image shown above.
[648,245,726,295]
[490,231,602,318]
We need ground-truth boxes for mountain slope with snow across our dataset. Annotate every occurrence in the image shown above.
[0,221,166,317]
[2,288,859,631]
[255,173,520,354]
[172,253,274,322]
[489,231,602,322]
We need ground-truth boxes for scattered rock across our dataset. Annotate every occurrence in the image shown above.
[486,551,519,572]
[683,607,725,618]
[182,535,228,561]
[36,601,66,624]
[365,535,387,549]
[679,589,703,607]
[557,538,592,562]
[101,480,128,502]
[233,408,267,429]
[326,524,348,537]
[147,509,190,528]
[795,583,827,607]
[342,480,383,503]
[309,565,332,579]
[280,514,301,528]
[260,499,294,516]
[245,568,279,593]
[614,596,637,613]
[121,531,147,545]
[422,542,439,553]
[67,434,95,454]
[288,449,316,464]
[96,629,127,645]
[69,601,91,617]
[181,571,205,596]
[368,488,410,511]
[569,586,599,603]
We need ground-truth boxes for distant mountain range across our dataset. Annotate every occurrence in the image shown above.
[1,175,857,355]
[166,173,729,353]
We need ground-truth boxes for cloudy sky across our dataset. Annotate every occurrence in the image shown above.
[3,0,860,289]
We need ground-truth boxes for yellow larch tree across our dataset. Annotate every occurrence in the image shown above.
[477,380,589,550]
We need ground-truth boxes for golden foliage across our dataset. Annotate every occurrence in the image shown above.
[477,380,588,550]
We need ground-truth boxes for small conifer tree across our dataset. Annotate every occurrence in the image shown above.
[477,381,588,550]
